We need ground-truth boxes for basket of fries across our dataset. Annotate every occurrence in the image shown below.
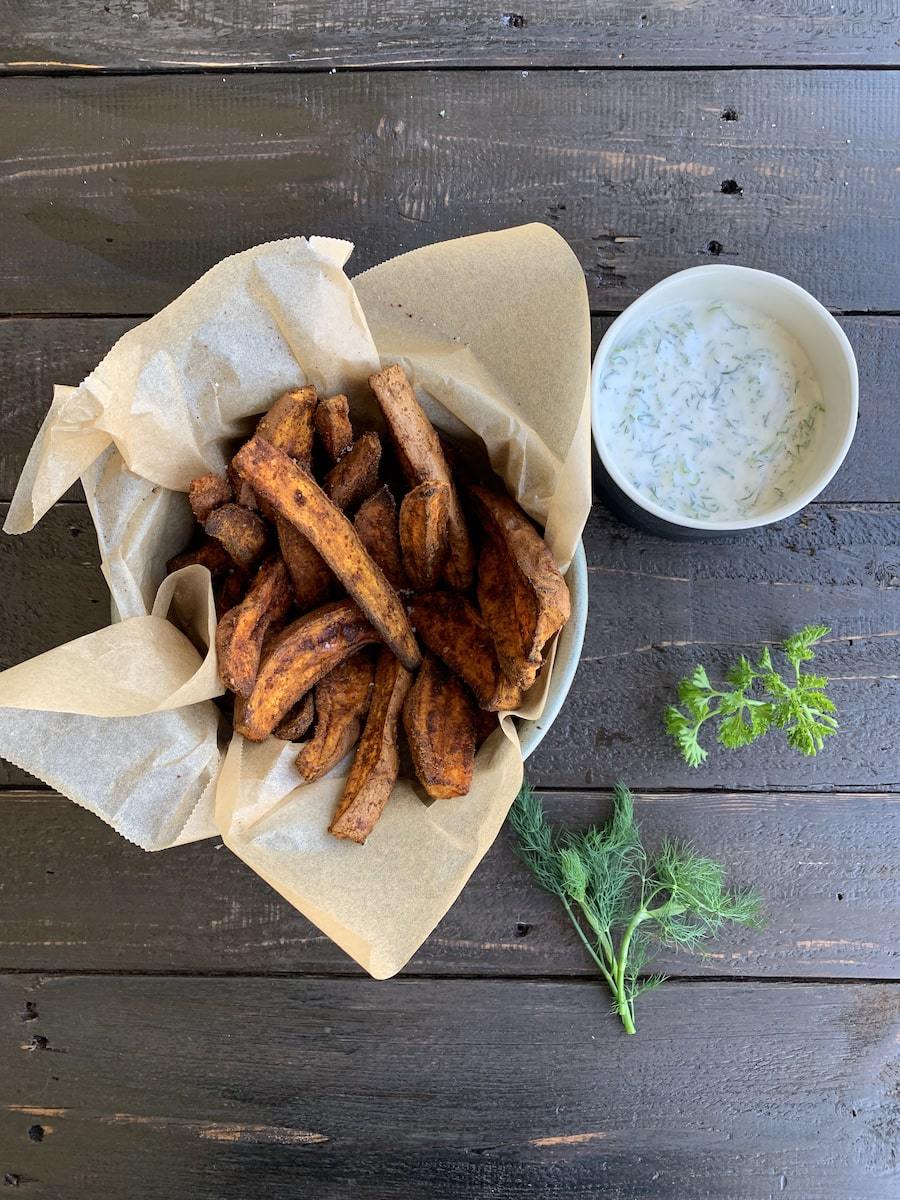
[0,225,591,976]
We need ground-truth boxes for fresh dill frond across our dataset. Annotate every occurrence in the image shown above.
[664,624,838,767]
[508,784,763,1035]
[507,782,565,897]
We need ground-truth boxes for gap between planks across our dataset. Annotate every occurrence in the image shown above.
[0,968,894,986]
[4,63,900,77]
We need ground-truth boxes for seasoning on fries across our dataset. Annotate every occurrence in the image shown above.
[169,364,568,841]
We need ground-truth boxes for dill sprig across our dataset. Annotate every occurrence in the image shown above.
[664,624,838,768]
[508,783,763,1035]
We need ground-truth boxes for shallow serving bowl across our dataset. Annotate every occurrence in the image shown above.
[591,265,858,539]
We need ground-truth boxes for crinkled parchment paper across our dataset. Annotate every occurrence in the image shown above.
[0,225,590,977]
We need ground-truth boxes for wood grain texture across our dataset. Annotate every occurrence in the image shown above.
[532,502,900,789]
[0,505,106,674]
[1,973,897,1199]
[2,315,898,503]
[5,0,900,70]
[0,317,138,502]
[1,71,897,315]
[0,788,897,980]
[0,504,106,787]
[3,500,897,789]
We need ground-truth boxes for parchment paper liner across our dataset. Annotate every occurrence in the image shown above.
[0,225,590,977]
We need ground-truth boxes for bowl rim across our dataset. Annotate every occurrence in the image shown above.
[590,265,859,532]
[519,538,587,759]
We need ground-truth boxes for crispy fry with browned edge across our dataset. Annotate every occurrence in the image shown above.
[324,431,381,512]
[189,472,232,523]
[473,706,499,749]
[167,538,233,578]
[471,485,570,690]
[403,655,476,799]
[214,569,248,621]
[227,462,258,510]
[255,385,317,464]
[329,648,413,843]
[235,598,382,742]
[204,503,268,569]
[274,691,315,741]
[295,650,376,782]
[408,592,523,712]
[258,387,334,597]
[399,480,450,591]
[315,394,354,463]
[233,436,421,671]
[369,364,474,589]
[276,517,334,611]
[215,556,292,697]
[353,486,408,592]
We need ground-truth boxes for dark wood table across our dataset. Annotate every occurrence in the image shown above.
[2,5,899,1196]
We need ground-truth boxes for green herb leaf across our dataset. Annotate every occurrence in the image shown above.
[664,625,837,766]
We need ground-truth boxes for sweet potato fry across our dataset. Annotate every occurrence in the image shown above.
[274,691,315,742]
[473,706,499,749]
[215,556,292,697]
[277,517,334,611]
[315,394,354,463]
[324,431,381,512]
[329,649,413,843]
[399,480,450,591]
[235,598,382,742]
[214,569,248,621]
[353,486,408,592]
[255,385,317,464]
[257,387,335,605]
[167,538,233,578]
[403,656,476,799]
[227,462,258,510]
[189,472,232,523]
[204,503,268,569]
[233,436,420,670]
[471,485,570,690]
[369,363,474,589]
[295,650,376,782]
[408,592,523,712]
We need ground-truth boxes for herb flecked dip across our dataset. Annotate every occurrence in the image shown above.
[596,299,826,521]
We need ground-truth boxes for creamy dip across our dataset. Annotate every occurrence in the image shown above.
[596,299,825,521]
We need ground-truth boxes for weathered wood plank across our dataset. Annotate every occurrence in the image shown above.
[0,71,896,314]
[0,788,897,980]
[5,1,900,70]
[532,502,900,790]
[1,501,898,789]
[0,506,106,677]
[0,317,138,503]
[1,974,897,1199]
[2,315,898,503]
[0,504,107,787]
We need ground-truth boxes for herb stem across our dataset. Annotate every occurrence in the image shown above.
[614,906,648,1033]
[561,896,618,993]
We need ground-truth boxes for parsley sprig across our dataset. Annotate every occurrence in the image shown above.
[509,783,763,1034]
[664,624,838,768]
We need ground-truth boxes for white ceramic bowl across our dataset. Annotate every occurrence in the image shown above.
[591,265,858,535]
